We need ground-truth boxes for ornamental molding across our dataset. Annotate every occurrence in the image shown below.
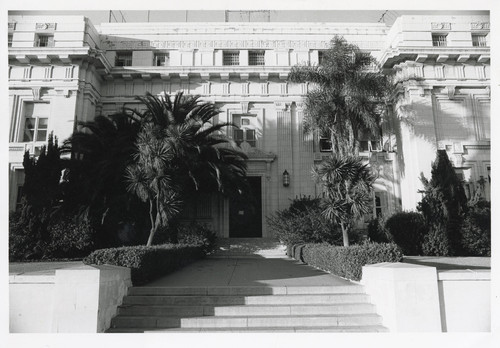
[103,39,333,50]
[36,23,56,31]
[274,101,290,111]
[446,85,457,99]
[8,22,16,30]
[471,22,490,30]
[32,87,42,101]
[431,22,451,31]
[240,101,249,114]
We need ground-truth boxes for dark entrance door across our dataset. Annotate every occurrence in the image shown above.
[229,176,262,237]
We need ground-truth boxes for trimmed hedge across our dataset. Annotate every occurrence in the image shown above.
[83,243,204,285]
[293,242,403,281]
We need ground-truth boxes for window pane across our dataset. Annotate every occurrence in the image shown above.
[23,117,35,142]
[223,52,239,66]
[249,51,265,66]
[246,129,256,147]
[155,53,169,66]
[234,129,244,142]
[432,34,447,47]
[38,118,48,128]
[319,138,332,152]
[116,52,132,66]
[36,130,47,142]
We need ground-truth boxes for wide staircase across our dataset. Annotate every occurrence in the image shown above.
[107,238,387,332]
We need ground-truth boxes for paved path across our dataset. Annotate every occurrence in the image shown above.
[144,257,355,287]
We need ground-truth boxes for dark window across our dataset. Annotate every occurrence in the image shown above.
[319,137,332,152]
[432,34,448,47]
[318,51,326,65]
[154,52,170,66]
[35,34,54,47]
[115,52,132,67]
[22,103,49,142]
[8,34,13,47]
[223,51,239,66]
[249,51,265,66]
[472,34,488,47]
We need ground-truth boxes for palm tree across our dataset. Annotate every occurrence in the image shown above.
[126,92,248,245]
[313,154,375,246]
[61,111,144,245]
[289,36,390,156]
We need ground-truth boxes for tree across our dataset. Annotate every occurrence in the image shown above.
[313,154,375,246]
[61,111,145,246]
[417,150,468,256]
[19,132,63,241]
[126,92,248,246]
[289,36,390,156]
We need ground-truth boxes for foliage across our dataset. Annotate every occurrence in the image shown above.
[83,244,204,285]
[417,150,468,256]
[126,92,248,246]
[18,133,63,242]
[177,221,217,254]
[313,154,375,246]
[385,212,426,255]
[294,242,403,281]
[367,215,391,243]
[9,212,95,261]
[61,111,145,246]
[267,196,343,247]
[460,199,491,256]
[289,36,391,156]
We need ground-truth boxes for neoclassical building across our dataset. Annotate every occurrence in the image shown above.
[8,13,490,238]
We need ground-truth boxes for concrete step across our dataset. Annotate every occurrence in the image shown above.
[117,303,377,317]
[122,293,370,306]
[107,325,389,333]
[128,285,365,296]
[111,313,383,329]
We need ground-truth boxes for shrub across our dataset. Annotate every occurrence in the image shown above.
[294,242,403,281]
[83,244,204,285]
[422,227,451,256]
[385,212,426,255]
[177,221,217,254]
[367,215,391,243]
[9,212,95,261]
[460,200,491,256]
[267,196,342,247]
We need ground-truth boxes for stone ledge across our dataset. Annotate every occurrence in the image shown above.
[437,269,491,281]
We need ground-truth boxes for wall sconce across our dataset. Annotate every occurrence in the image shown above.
[282,170,290,187]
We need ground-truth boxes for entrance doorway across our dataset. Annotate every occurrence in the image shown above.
[229,176,262,237]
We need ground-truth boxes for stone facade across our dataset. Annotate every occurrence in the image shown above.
[8,13,490,238]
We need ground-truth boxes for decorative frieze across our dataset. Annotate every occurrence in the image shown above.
[431,22,451,31]
[36,23,56,31]
[102,38,382,51]
[471,22,490,30]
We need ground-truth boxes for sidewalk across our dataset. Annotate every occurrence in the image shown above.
[143,257,356,287]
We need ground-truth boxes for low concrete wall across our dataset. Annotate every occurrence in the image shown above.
[9,274,56,333]
[361,263,491,332]
[10,264,131,333]
[438,270,490,332]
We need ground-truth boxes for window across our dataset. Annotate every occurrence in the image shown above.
[319,137,332,152]
[154,52,170,66]
[249,51,265,66]
[233,128,256,147]
[374,193,383,217]
[318,51,326,65]
[360,140,381,152]
[22,103,49,142]
[223,51,239,66]
[472,34,488,47]
[34,34,54,47]
[432,34,448,47]
[115,52,132,67]
[8,34,13,47]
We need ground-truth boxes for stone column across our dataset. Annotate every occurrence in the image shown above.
[276,101,292,209]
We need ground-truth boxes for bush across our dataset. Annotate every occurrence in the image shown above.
[177,222,217,254]
[293,242,403,281]
[83,244,204,285]
[422,227,451,256]
[367,215,391,243]
[460,200,491,256]
[267,196,342,247]
[385,212,426,255]
[9,212,95,261]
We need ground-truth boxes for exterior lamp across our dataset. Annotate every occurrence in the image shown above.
[282,170,290,187]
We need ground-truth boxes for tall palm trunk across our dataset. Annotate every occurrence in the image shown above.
[340,221,350,247]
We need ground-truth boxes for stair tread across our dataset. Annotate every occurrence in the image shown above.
[114,313,381,319]
[107,325,388,333]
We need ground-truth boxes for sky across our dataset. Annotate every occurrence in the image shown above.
[7,10,490,26]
